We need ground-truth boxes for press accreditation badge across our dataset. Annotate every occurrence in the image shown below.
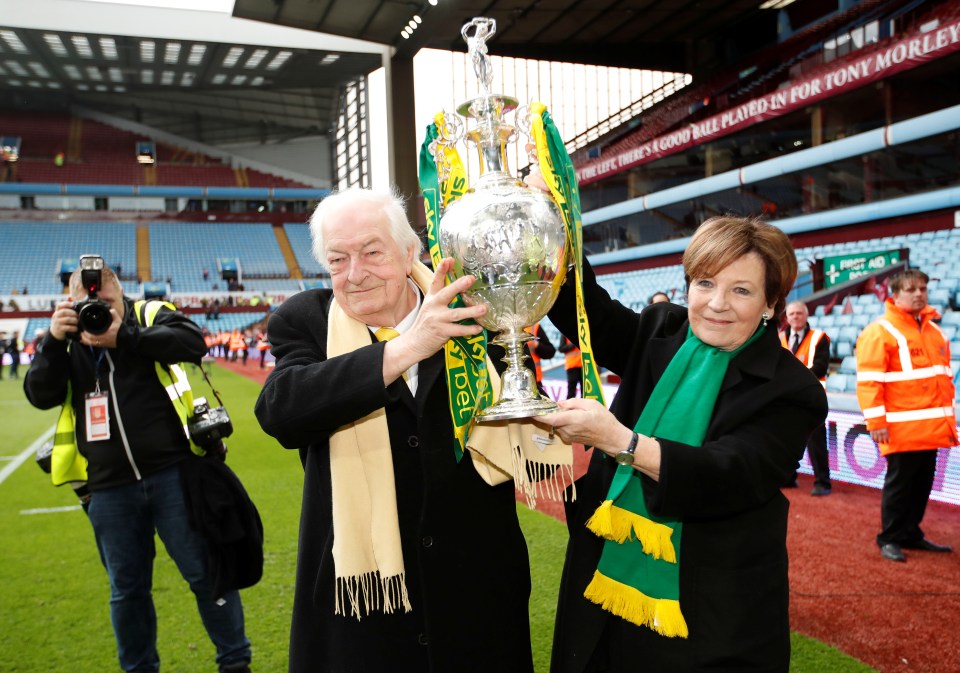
[85,392,111,442]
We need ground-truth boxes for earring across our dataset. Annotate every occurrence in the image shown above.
[761,312,770,327]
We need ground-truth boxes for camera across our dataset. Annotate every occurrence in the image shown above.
[188,396,233,458]
[70,255,112,337]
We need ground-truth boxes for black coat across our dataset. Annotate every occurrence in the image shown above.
[548,266,827,673]
[254,289,534,673]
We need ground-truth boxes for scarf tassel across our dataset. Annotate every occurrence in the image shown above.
[335,572,412,621]
[585,501,677,563]
[583,570,689,639]
[510,444,577,511]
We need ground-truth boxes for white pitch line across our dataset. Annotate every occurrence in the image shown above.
[21,505,83,515]
[0,426,55,486]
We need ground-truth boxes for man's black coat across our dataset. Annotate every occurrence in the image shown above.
[548,266,827,673]
[254,289,534,673]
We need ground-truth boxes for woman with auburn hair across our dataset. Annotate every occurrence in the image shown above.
[545,216,827,672]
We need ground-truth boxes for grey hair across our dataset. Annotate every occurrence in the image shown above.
[309,186,423,269]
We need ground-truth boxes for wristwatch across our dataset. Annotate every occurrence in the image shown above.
[615,432,640,466]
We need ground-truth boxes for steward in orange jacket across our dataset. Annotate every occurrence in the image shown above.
[855,268,956,561]
[229,330,244,361]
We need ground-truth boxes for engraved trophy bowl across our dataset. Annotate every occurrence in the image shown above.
[437,18,568,421]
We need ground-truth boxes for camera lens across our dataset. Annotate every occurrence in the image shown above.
[78,302,112,335]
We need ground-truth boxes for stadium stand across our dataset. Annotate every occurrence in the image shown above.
[283,223,325,277]
[2,111,311,188]
[0,221,137,294]
[148,222,288,292]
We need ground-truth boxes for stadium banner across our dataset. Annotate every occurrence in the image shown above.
[545,379,960,506]
[822,249,902,288]
[798,409,960,507]
[576,16,960,185]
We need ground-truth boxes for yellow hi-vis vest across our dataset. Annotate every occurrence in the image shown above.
[50,300,201,486]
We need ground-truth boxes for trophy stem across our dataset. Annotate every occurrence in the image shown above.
[475,329,559,422]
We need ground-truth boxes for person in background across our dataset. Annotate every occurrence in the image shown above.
[648,291,670,305]
[23,262,252,673]
[855,268,955,563]
[5,330,22,379]
[545,216,827,672]
[254,187,539,673]
[558,335,582,399]
[525,322,556,394]
[780,300,832,495]
[256,328,270,369]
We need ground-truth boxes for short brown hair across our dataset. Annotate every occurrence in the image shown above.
[888,268,929,294]
[683,216,797,317]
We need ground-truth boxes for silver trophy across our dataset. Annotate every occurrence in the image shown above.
[437,17,568,421]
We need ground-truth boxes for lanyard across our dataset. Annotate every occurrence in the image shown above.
[88,346,107,394]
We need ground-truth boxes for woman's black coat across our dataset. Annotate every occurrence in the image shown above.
[548,264,827,673]
[255,289,534,673]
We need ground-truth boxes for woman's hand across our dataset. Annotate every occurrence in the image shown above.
[540,397,661,479]
[540,398,634,455]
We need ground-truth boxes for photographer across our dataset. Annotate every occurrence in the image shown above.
[24,258,253,673]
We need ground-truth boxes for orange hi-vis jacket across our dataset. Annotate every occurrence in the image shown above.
[229,330,245,352]
[855,299,957,456]
[779,329,828,386]
[256,332,270,351]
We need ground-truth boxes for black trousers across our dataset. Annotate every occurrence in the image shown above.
[877,449,938,547]
[787,423,831,488]
[806,423,830,488]
[566,366,582,400]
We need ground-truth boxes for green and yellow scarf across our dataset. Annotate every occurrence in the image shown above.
[584,325,765,638]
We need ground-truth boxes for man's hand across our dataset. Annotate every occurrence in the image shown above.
[49,300,79,342]
[383,258,487,383]
[870,428,889,444]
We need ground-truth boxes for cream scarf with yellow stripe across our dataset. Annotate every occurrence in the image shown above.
[327,260,573,619]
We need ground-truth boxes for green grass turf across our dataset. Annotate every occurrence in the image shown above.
[0,362,874,672]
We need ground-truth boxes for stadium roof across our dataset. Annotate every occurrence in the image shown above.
[233,0,778,73]
[0,0,388,146]
[1,0,779,147]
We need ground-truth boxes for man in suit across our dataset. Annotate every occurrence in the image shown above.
[780,301,832,495]
[254,187,536,673]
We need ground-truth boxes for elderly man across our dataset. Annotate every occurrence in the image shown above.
[780,301,832,495]
[254,187,537,673]
[856,269,956,562]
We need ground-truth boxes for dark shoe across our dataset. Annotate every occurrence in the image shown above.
[902,538,953,553]
[221,665,251,673]
[879,543,906,562]
[810,484,832,496]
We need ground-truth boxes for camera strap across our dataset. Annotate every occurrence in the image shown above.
[198,363,227,408]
